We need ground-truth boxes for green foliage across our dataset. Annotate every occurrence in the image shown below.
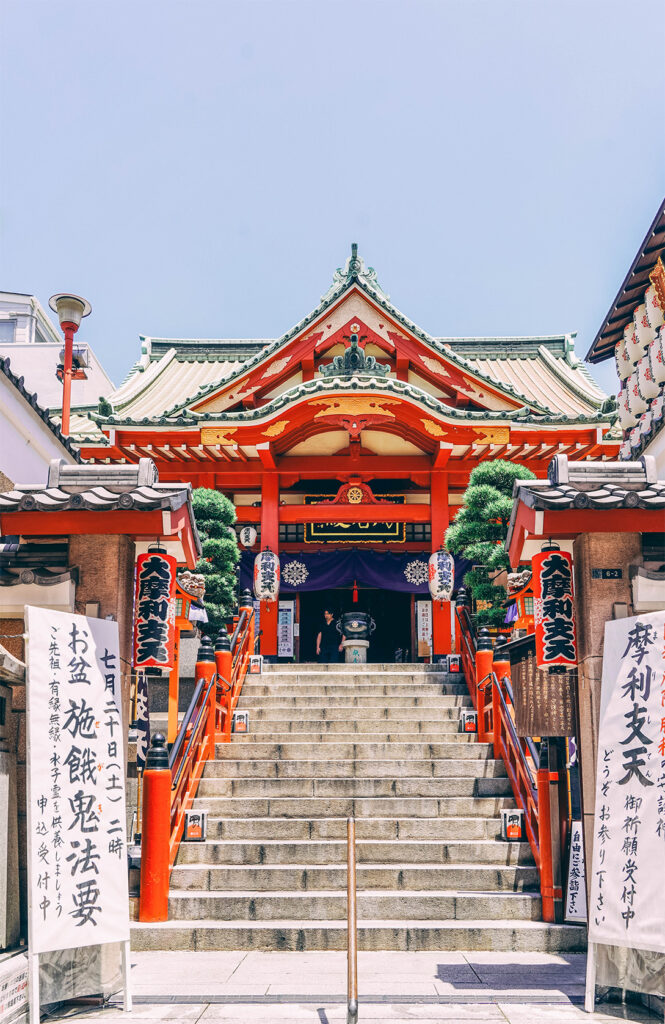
[192,488,240,636]
[445,459,536,626]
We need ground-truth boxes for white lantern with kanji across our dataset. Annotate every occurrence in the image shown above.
[428,548,454,603]
[253,549,280,602]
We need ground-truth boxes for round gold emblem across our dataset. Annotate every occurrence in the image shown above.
[347,486,363,504]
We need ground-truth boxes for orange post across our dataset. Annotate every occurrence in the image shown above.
[215,631,233,741]
[138,733,171,923]
[492,639,511,758]
[475,628,493,742]
[193,638,217,757]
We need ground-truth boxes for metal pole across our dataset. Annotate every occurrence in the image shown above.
[347,817,358,1023]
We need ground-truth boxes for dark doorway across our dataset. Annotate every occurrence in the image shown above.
[299,586,412,663]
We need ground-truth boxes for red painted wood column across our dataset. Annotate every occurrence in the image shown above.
[260,473,279,657]
[431,471,452,659]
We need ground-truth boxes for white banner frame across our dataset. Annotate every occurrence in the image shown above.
[25,606,131,1021]
[584,609,665,1015]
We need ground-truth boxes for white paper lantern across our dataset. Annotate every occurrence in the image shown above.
[428,549,454,603]
[253,549,280,602]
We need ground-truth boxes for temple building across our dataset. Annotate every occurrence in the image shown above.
[69,247,620,660]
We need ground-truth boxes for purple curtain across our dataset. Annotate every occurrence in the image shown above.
[240,550,470,594]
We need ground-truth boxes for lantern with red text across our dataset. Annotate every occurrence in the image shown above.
[428,548,454,604]
[253,548,280,602]
[133,550,177,669]
[532,545,577,671]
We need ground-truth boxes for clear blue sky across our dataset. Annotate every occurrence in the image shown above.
[2,0,663,395]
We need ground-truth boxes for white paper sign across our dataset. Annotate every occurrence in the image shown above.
[416,600,432,654]
[277,601,294,658]
[26,606,130,955]
[565,820,587,922]
[587,610,665,953]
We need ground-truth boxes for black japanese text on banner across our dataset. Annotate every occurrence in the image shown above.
[587,609,665,953]
[26,606,130,955]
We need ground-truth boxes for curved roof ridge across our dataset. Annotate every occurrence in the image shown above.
[110,347,178,411]
[537,344,604,409]
[93,371,612,431]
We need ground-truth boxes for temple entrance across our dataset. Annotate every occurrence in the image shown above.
[299,587,413,663]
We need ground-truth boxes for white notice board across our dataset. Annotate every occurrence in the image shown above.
[277,601,294,658]
[587,610,665,953]
[26,606,130,955]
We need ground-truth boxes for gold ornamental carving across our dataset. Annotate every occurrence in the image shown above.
[311,397,397,419]
[650,257,665,315]
[262,420,289,437]
[200,428,237,445]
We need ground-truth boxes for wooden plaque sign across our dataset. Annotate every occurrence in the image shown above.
[511,644,576,737]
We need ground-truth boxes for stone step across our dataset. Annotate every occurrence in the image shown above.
[227,733,478,745]
[191,795,515,818]
[235,695,463,707]
[166,889,542,922]
[245,721,465,736]
[239,705,466,720]
[203,758,507,779]
[195,776,512,799]
[241,683,470,696]
[263,663,457,673]
[202,816,507,841]
[131,919,585,952]
[171,863,539,891]
[214,741,492,759]
[175,838,533,866]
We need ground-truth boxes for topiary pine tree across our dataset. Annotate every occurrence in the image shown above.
[445,460,536,628]
[191,488,240,637]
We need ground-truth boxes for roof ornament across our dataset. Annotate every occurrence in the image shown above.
[321,243,389,302]
[319,332,390,379]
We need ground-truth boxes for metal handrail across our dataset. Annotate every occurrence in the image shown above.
[168,674,207,769]
[347,817,358,1024]
[230,608,248,653]
[477,671,536,791]
[170,672,218,790]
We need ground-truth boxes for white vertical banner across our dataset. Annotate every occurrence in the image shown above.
[26,606,130,956]
[587,609,665,953]
[277,601,294,658]
[564,821,587,922]
[416,600,432,657]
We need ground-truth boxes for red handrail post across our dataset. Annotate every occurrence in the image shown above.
[492,639,511,758]
[536,738,556,923]
[196,640,217,757]
[138,733,171,923]
[215,630,233,740]
[475,628,493,743]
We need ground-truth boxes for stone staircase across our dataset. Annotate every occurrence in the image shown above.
[132,663,585,951]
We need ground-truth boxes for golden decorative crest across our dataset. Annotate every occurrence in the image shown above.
[421,419,447,437]
[200,428,237,446]
[347,486,363,504]
[261,357,291,380]
[262,420,289,437]
[311,397,397,418]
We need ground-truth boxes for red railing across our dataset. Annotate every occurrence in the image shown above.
[138,607,255,922]
[455,607,558,922]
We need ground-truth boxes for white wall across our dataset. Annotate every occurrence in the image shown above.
[0,374,76,487]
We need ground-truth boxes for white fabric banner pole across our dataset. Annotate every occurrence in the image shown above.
[25,605,132,1015]
[584,941,597,1014]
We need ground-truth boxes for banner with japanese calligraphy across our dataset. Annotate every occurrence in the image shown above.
[133,551,177,669]
[26,606,130,955]
[587,609,665,953]
[532,547,577,670]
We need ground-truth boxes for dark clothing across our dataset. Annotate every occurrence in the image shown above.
[319,619,340,662]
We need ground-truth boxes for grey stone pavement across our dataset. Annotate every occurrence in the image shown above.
[52,951,663,1023]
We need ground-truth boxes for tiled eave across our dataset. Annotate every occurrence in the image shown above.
[0,481,194,515]
[587,199,665,363]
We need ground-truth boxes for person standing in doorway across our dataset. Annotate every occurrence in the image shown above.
[316,609,344,662]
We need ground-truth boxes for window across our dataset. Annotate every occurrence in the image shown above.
[0,320,16,343]
[279,524,304,542]
[405,523,431,543]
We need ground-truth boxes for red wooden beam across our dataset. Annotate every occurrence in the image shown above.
[236,504,431,524]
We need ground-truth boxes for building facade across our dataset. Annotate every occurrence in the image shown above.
[72,247,620,660]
